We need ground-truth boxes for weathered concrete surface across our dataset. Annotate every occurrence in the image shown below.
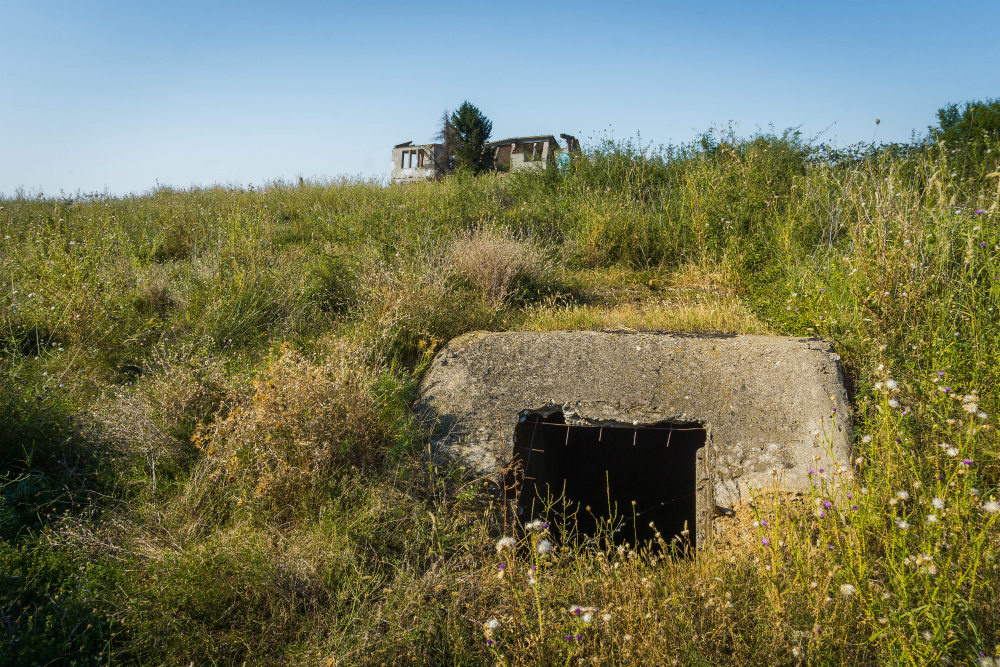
[417,331,852,516]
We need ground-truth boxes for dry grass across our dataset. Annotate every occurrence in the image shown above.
[448,227,553,306]
[523,261,769,334]
[182,339,389,524]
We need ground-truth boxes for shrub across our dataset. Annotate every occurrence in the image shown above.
[182,340,391,523]
[448,227,554,306]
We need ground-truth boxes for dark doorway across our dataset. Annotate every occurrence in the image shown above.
[511,411,706,549]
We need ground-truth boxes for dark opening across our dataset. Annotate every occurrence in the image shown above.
[511,411,706,549]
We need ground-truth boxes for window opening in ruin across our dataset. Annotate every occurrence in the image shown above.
[417,150,424,167]
[510,411,706,549]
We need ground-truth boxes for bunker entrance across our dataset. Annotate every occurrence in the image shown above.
[511,411,706,549]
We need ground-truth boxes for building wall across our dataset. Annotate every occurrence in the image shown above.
[507,140,553,172]
[391,144,444,184]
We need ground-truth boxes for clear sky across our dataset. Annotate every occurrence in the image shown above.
[2,0,999,196]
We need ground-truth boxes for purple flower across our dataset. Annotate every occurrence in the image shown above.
[828,543,835,550]
[819,468,825,474]
[982,242,989,247]
[823,501,832,509]
[818,511,827,519]
[498,564,506,570]
[846,493,853,499]
[938,371,945,377]
[974,209,986,214]
[808,469,815,475]
[962,459,973,466]
[943,387,952,392]
[761,538,771,546]
[760,519,768,527]
[486,639,495,646]
[851,504,859,510]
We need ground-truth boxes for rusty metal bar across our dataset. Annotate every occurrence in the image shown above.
[525,419,704,432]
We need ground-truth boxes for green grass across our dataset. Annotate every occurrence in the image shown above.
[1,131,999,666]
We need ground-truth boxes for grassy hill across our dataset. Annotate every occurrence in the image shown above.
[2,129,999,666]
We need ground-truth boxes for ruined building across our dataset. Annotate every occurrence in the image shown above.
[391,133,580,184]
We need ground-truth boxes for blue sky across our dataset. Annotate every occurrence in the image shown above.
[2,0,998,196]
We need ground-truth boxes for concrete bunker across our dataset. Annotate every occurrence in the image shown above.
[511,411,707,548]
[417,331,852,549]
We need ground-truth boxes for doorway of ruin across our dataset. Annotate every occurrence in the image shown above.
[510,411,707,550]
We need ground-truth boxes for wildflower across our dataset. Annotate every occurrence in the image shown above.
[582,611,593,624]
[485,617,500,632]
[945,447,959,457]
[922,630,933,641]
[975,209,986,214]
[962,459,974,467]
[537,539,554,554]
[970,488,980,496]
[888,399,900,409]
[496,536,516,552]
[526,519,547,531]
[932,497,945,510]
[943,386,952,392]
[823,501,832,509]
[886,379,898,391]
[839,583,856,598]
[926,514,938,524]
[896,519,910,530]
[896,490,910,501]
[861,435,872,444]
[602,612,612,622]
[984,500,1000,514]
[761,537,771,546]
[964,402,979,414]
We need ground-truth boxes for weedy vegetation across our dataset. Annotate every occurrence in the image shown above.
[2,108,1000,666]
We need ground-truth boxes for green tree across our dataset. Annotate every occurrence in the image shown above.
[449,101,493,174]
[932,98,1000,145]
[929,98,1000,177]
